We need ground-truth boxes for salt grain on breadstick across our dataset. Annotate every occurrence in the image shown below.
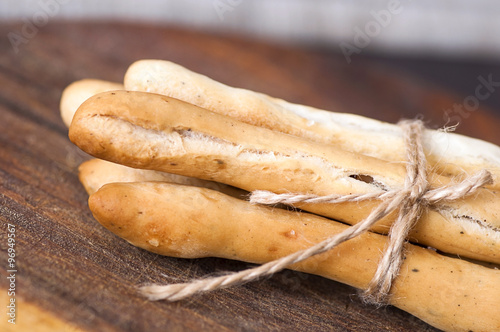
[124,59,500,188]
[69,91,500,265]
[89,181,500,332]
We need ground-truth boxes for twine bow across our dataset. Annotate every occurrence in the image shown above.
[140,120,492,303]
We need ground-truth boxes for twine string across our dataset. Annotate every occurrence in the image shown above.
[140,120,493,303]
[364,120,429,304]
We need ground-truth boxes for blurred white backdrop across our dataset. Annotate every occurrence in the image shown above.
[2,0,500,60]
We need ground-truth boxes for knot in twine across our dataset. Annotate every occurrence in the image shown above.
[140,120,492,304]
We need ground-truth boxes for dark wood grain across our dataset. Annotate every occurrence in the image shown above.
[1,21,499,332]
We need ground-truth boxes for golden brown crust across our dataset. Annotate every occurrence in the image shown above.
[60,79,123,127]
[89,182,500,332]
[124,60,500,188]
[69,90,500,264]
[78,158,246,198]
[61,80,246,199]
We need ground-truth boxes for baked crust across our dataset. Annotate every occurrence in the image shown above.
[79,158,246,198]
[69,90,500,264]
[125,59,500,188]
[60,79,123,127]
[89,181,500,332]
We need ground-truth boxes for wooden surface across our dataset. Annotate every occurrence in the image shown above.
[1,21,499,332]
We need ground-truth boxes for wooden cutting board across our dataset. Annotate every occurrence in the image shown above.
[1,22,499,332]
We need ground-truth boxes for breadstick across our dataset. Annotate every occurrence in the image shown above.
[69,91,500,263]
[124,59,500,188]
[69,91,500,264]
[60,79,123,127]
[79,158,246,198]
[60,80,244,198]
[89,182,500,332]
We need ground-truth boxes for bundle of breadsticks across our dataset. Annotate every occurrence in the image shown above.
[62,60,500,332]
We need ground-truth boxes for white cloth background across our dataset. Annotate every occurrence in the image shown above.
[2,0,500,59]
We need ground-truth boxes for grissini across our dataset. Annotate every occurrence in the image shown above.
[89,181,500,332]
[60,79,123,127]
[69,90,500,264]
[124,59,500,188]
[79,158,246,198]
[60,80,245,198]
